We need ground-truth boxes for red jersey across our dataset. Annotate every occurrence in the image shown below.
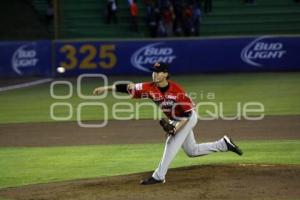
[129,81,194,120]
[130,3,138,17]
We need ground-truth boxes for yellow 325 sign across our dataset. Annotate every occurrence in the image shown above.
[59,44,117,70]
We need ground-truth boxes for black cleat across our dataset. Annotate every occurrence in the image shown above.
[140,177,165,185]
[223,135,243,156]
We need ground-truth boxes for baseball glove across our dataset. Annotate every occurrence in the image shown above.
[159,118,176,136]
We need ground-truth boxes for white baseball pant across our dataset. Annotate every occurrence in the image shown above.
[152,110,228,181]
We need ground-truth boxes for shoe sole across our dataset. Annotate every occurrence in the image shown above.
[140,179,166,185]
[224,135,243,156]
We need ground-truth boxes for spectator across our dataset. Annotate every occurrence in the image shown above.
[130,0,139,32]
[146,4,160,37]
[162,4,175,36]
[173,0,184,36]
[157,19,167,37]
[144,0,152,23]
[182,4,193,36]
[105,0,118,24]
[192,3,201,36]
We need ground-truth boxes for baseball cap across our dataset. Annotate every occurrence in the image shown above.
[150,62,169,72]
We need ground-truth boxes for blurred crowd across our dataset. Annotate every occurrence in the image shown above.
[103,0,300,37]
[104,0,202,37]
[105,0,139,32]
[143,0,202,37]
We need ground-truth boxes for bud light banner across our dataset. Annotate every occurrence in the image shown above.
[54,36,300,75]
[0,41,52,77]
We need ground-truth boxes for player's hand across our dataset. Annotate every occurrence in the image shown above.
[127,83,135,90]
[93,87,105,96]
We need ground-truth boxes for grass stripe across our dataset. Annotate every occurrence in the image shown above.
[1,73,300,123]
[0,139,299,189]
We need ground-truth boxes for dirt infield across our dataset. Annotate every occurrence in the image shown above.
[0,115,299,200]
[0,165,299,200]
[0,115,299,147]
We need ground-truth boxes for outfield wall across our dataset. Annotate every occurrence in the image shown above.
[1,36,300,77]
[0,41,52,77]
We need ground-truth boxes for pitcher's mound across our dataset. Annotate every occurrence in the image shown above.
[1,164,299,200]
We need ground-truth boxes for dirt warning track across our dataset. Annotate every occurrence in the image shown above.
[0,115,299,147]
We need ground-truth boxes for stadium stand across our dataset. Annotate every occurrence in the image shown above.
[0,0,50,40]
[31,0,300,39]
[204,0,300,35]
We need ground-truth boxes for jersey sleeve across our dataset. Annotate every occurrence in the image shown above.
[128,82,149,99]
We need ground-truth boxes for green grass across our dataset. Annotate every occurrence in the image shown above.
[0,72,300,124]
[0,197,11,200]
[0,140,299,189]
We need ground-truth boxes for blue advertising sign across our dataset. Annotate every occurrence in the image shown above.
[2,36,298,77]
[0,41,52,77]
[54,36,300,75]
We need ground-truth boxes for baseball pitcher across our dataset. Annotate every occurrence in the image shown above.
[93,62,243,185]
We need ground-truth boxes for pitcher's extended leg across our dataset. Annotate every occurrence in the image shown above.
[152,113,197,180]
[182,131,227,157]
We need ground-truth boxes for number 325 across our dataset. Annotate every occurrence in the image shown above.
[59,44,117,69]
